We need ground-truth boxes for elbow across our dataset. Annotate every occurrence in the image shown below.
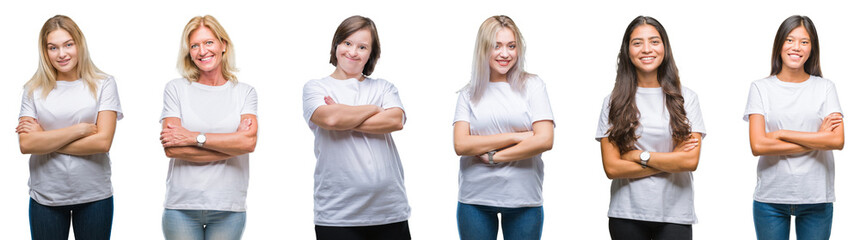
[242,138,258,153]
[603,168,621,180]
[391,120,404,132]
[164,147,178,158]
[750,144,764,157]
[453,144,468,156]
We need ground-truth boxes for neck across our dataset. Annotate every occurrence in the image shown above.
[331,68,365,81]
[56,70,77,81]
[636,71,660,88]
[198,68,227,86]
[490,71,508,83]
[776,66,810,83]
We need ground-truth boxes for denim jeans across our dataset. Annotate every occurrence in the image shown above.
[457,202,543,240]
[162,209,246,240]
[753,200,833,240]
[29,196,113,240]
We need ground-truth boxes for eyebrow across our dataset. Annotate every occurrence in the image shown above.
[495,41,517,44]
[47,39,74,46]
[631,36,661,41]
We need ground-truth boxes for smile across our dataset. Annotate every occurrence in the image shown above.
[497,60,511,66]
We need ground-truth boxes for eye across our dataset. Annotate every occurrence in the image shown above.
[344,41,351,46]
[205,40,214,45]
[631,41,641,47]
[786,39,793,43]
[508,44,516,49]
[359,45,367,50]
[494,44,500,49]
[49,46,57,50]
[651,40,660,45]
[191,44,199,49]
[66,43,74,47]
[801,40,809,45]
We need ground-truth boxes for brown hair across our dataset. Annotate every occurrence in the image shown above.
[329,15,381,76]
[770,15,821,77]
[608,16,690,153]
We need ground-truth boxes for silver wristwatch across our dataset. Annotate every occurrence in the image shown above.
[487,150,498,165]
[639,151,651,168]
[196,133,207,147]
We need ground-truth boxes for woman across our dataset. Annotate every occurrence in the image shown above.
[595,16,705,240]
[301,15,411,240]
[158,15,258,239]
[744,15,843,240]
[17,15,122,240]
[453,15,554,240]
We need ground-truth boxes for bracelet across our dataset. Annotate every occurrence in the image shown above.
[488,150,498,165]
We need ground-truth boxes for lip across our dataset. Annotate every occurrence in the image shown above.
[787,53,803,60]
[639,56,657,64]
[496,59,511,67]
[57,58,71,66]
[198,55,214,64]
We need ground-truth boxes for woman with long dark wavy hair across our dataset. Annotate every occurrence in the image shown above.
[595,16,705,240]
[744,15,843,240]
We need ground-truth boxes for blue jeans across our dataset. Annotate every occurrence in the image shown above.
[457,202,543,240]
[29,196,113,240]
[753,200,833,240]
[162,209,246,240]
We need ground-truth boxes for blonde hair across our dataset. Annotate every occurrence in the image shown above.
[26,15,106,99]
[464,15,532,103]
[177,15,237,83]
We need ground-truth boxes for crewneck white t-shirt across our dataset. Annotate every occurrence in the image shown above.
[595,86,706,224]
[453,76,554,208]
[160,78,257,212]
[743,75,841,204]
[19,76,123,206]
[302,76,410,226]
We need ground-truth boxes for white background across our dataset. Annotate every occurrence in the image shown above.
[1,0,856,239]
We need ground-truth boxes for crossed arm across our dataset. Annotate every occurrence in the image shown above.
[600,132,702,179]
[453,120,554,164]
[17,111,118,155]
[160,114,257,163]
[310,96,404,134]
[748,113,843,156]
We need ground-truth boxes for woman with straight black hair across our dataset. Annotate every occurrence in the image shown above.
[595,16,705,240]
[745,15,843,240]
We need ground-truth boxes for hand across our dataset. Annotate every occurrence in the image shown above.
[818,113,842,132]
[766,130,783,140]
[237,118,253,132]
[16,118,44,134]
[673,137,700,152]
[478,153,490,164]
[621,149,643,162]
[324,96,336,105]
[75,123,98,137]
[160,123,197,147]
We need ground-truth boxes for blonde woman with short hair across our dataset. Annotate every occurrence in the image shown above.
[18,15,122,240]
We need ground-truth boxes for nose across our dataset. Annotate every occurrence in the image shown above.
[500,48,511,59]
[642,43,653,53]
[58,47,68,59]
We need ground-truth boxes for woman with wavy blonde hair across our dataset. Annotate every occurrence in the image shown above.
[453,15,554,240]
[158,15,258,239]
[18,15,123,240]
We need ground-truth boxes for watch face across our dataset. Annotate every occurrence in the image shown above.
[640,151,650,161]
[197,134,206,143]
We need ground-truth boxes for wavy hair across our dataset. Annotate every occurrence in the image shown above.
[26,15,106,99]
[608,16,690,153]
[770,15,821,77]
[177,15,238,83]
[463,15,532,103]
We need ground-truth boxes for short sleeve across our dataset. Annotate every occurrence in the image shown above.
[683,88,707,138]
[594,95,611,141]
[241,85,258,116]
[453,90,471,124]
[743,82,764,122]
[160,80,182,122]
[822,79,842,118]
[527,77,554,125]
[302,80,327,128]
[19,89,36,119]
[381,81,406,124]
[98,76,124,120]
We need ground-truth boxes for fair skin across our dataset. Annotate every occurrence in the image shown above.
[748,26,844,156]
[599,24,702,179]
[159,25,258,162]
[310,28,405,134]
[453,27,554,164]
[17,30,118,156]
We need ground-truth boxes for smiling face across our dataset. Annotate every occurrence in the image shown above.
[489,27,518,79]
[334,28,372,78]
[46,29,78,80]
[628,24,664,76]
[780,26,811,72]
[188,25,226,74]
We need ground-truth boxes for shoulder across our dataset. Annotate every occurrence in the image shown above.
[750,76,775,88]
[367,77,396,88]
[810,75,836,88]
[166,78,190,87]
[680,86,699,99]
[234,81,255,92]
[525,74,546,88]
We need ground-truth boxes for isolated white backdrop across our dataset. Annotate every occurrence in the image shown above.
[1,0,856,239]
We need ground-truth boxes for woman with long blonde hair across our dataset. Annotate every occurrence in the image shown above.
[17,15,122,240]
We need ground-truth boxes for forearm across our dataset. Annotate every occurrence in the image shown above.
[56,133,112,155]
[201,131,257,156]
[603,160,663,179]
[311,104,381,130]
[454,133,525,156]
[779,130,844,150]
[352,108,404,134]
[19,127,88,154]
[492,134,553,163]
[646,151,699,173]
[164,146,232,162]
[750,137,812,156]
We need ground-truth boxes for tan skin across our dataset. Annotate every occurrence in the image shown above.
[17,29,118,156]
[159,25,258,162]
[452,27,554,164]
[309,28,405,134]
[748,26,843,156]
[599,24,703,179]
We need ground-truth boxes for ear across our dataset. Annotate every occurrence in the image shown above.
[221,40,227,53]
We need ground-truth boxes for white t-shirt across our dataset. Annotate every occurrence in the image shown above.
[302,76,410,226]
[160,78,257,212]
[19,76,123,206]
[595,86,706,224]
[743,75,841,204]
[453,76,554,208]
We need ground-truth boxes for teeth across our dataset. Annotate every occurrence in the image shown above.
[642,57,655,60]
[200,56,213,61]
